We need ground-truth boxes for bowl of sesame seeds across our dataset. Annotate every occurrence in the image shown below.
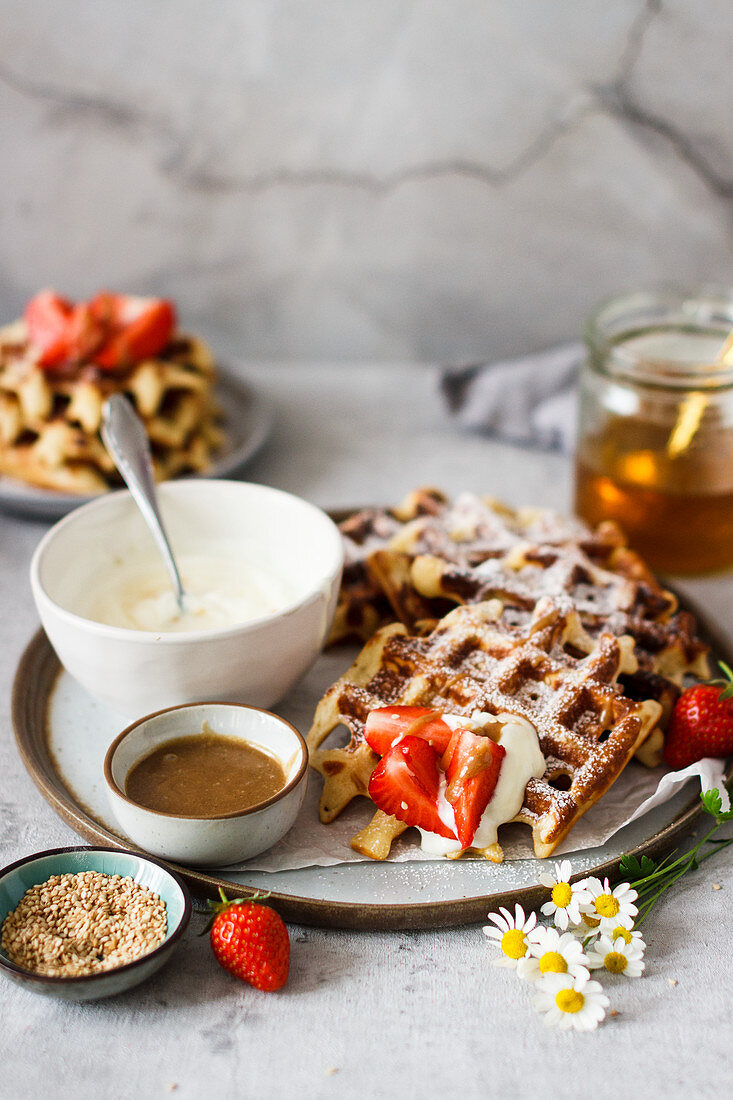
[0,846,191,1000]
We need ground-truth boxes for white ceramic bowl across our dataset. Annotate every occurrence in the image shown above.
[30,479,343,716]
[104,702,308,866]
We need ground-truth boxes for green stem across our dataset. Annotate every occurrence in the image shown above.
[636,865,692,925]
[697,837,733,859]
[632,818,732,925]
[630,822,721,895]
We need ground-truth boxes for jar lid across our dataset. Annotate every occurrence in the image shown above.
[585,288,733,389]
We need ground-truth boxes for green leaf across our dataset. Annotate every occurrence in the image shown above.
[716,661,733,699]
[619,852,660,887]
[701,789,723,817]
[198,887,272,935]
[619,854,644,878]
[701,788,733,822]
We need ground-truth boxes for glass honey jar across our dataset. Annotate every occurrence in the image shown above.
[574,288,733,575]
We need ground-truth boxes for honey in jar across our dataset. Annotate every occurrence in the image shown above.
[574,290,733,575]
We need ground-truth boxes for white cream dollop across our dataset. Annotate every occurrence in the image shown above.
[83,552,299,633]
[418,710,545,856]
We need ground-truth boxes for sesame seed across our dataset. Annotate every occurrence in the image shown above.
[0,872,167,977]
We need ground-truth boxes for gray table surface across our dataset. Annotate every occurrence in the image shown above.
[1,363,731,1100]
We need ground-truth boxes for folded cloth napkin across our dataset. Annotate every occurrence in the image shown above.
[439,341,585,453]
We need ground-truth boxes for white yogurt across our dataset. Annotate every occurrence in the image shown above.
[83,552,299,633]
[418,710,545,856]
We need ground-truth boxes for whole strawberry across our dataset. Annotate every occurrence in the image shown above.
[663,662,733,769]
[204,889,290,991]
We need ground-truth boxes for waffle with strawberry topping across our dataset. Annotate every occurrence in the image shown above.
[0,290,223,494]
[307,596,662,861]
[329,491,709,764]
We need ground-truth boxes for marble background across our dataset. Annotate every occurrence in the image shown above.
[1,0,731,363]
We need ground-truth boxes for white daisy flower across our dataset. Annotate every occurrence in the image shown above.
[482,904,537,968]
[586,932,645,978]
[583,877,638,931]
[575,910,603,941]
[538,860,591,930]
[532,973,609,1032]
[606,925,645,950]
[518,925,590,984]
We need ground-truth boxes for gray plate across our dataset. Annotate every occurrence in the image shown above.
[0,371,272,520]
[12,602,732,931]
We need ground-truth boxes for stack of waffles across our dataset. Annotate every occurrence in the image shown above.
[308,489,710,861]
[0,321,223,494]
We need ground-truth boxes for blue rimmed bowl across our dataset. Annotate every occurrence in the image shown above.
[0,846,191,1000]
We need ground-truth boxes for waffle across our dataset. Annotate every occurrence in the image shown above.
[308,597,662,860]
[329,487,448,644]
[329,491,709,763]
[0,321,224,493]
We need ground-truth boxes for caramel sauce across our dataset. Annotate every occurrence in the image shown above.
[445,738,500,803]
[575,416,733,575]
[125,729,287,818]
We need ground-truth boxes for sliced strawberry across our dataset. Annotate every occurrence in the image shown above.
[364,705,453,757]
[93,296,175,368]
[445,730,505,848]
[24,290,74,366]
[88,291,120,327]
[368,735,456,839]
[64,301,108,361]
[24,290,177,370]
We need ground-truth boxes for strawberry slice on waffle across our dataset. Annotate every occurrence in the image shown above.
[366,711,508,849]
[24,289,176,370]
[444,729,505,848]
[368,735,457,840]
[364,705,453,756]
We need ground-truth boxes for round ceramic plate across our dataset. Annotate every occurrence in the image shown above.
[0,370,272,520]
[12,602,732,931]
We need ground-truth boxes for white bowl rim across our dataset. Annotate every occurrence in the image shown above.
[29,479,344,644]
[104,701,309,821]
[0,845,192,985]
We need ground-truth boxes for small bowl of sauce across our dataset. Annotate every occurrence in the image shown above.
[104,703,308,866]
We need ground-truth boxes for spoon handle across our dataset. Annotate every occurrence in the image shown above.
[101,395,186,611]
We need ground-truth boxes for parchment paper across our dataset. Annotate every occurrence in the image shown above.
[257,723,728,870]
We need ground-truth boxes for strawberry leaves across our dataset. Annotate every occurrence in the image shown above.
[713,661,733,702]
[200,886,271,935]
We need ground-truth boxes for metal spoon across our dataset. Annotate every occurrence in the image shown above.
[101,394,186,612]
